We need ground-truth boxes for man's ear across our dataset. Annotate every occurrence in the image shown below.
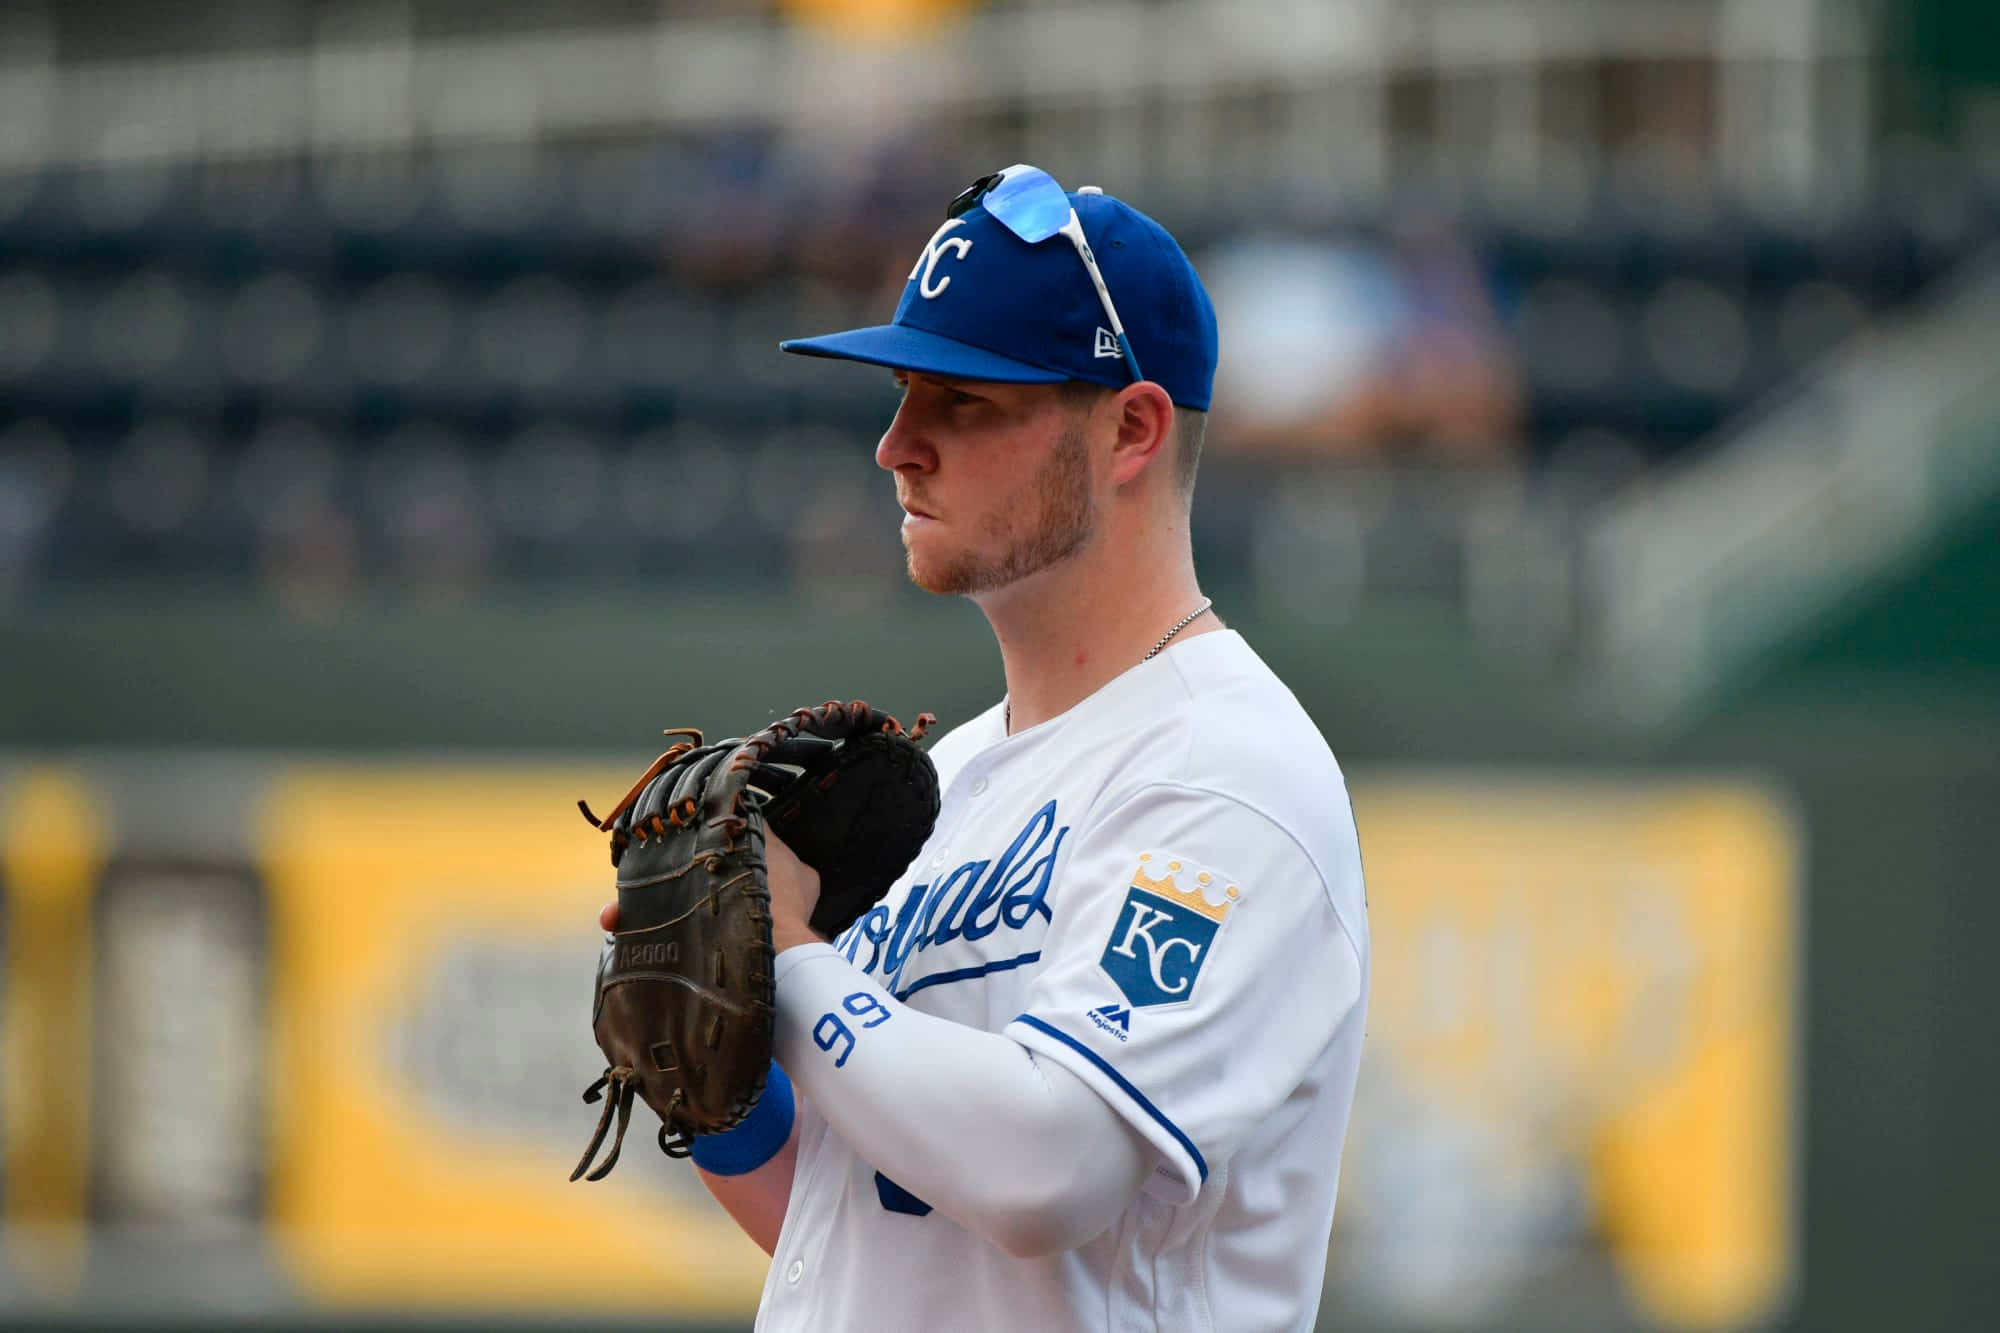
[1105,381,1176,489]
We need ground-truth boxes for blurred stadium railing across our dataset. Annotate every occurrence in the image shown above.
[1588,246,2000,724]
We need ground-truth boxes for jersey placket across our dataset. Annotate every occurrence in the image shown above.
[761,1118,840,1328]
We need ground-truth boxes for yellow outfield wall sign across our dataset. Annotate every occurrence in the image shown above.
[253,763,1797,1327]
[257,764,771,1315]
[1,766,104,1302]
[1337,778,1799,1332]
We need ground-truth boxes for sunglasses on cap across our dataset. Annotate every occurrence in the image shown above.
[947,164,1145,384]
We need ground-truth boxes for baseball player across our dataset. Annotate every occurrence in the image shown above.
[601,165,1368,1330]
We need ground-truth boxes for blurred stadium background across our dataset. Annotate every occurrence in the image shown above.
[1,0,1995,1329]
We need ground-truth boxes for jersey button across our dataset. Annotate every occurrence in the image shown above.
[785,1259,804,1284]
[970,778,988,796]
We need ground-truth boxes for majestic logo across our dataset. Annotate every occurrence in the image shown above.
[1099,853,1240,1008]
[836,800,1068,998]
[1093,326,1121,359]
[1087,1002,1132,1041]
[909,217,974,299]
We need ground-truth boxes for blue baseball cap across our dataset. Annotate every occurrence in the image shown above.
[780,171,1219,411]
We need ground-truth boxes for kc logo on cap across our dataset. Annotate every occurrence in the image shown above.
[910,218,975,299]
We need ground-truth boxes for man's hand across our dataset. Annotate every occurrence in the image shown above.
[600,831,824,951]
[763,830,824,952]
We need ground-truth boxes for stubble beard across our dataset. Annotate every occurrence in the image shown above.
[905,421,1096,598]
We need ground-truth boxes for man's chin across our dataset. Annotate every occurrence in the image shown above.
[905,549,981,597]
[903,535,996,597]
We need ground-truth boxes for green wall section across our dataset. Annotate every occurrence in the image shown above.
[1783,760,2000,1332]
[1788,490,2000,681]
[0,593,1587,761]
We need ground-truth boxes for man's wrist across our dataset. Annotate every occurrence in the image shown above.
[689,1060,795,1177]
[771,919,824,954]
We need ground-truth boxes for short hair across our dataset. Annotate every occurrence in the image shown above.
[1172,408,1206,500]
[1062,381,1205,503]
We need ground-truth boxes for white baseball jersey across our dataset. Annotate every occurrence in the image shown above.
[756,630,1369,1331]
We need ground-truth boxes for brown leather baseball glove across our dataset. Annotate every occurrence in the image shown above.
[569,700,938,1181]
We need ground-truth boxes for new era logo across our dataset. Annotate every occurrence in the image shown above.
[1093,327,1121,359]
[1088,1002,1132,1041]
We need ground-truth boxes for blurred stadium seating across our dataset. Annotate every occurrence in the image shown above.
[0,144,1983,602]
[2,0,1992,641]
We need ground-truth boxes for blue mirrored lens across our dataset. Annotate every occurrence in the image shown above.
[982,166,1072,243]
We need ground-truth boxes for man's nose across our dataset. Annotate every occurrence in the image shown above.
[875,399,935,473]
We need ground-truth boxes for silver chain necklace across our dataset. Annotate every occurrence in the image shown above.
[1006,598,1213,731]
[1143,597,1214,661]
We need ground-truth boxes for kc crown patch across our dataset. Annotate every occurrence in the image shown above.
[1098,852,1242,1008]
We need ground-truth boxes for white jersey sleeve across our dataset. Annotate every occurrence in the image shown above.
[1005,780,1365,1204]
[770,943,1153,1256]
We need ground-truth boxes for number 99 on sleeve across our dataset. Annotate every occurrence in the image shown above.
[812,991,894,1069]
